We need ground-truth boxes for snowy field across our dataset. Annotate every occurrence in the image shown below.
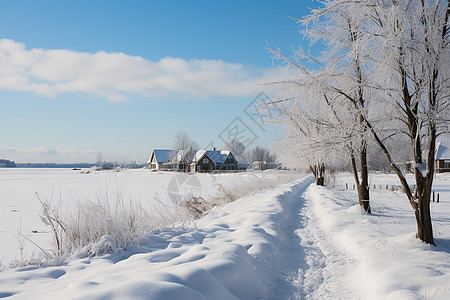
[0,169,449,299]
[0,168,301,265]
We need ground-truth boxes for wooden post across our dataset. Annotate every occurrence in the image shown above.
[437,193,440,203]
[433,191,435,202]
[346,183,348,189]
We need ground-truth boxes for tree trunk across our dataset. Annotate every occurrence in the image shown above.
[359,147,371,213]
[365,116,435,244]
[316,176,324,186]
[415,191,434,244]
[413,119,437,245]
[350,149,371,213]
[310,163,325,186]
[414,170,434,244]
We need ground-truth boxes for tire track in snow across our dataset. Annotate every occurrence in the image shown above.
[271,180,358,299]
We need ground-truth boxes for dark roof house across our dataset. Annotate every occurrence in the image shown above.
[192,150,246,172]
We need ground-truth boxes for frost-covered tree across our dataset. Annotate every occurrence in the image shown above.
[277,119,328,186]
[96,152,104,169]
[250,146,276,164]
[223,138,248,163]
[269,0,374,212]
[273,87,346,186]
[271,0,449,244]
[172,131,198,171]
[362,0,450,245]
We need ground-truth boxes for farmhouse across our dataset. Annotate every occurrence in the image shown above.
[191,149,246,172]
[436,142,450,173]
[147,149,174,170]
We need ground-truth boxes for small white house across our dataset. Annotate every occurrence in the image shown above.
[147,149,173,170]
[252,161,267,170]
[436,142,450,173]
[147,149,192,171]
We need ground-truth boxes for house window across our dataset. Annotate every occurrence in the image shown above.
[203,158,209,164]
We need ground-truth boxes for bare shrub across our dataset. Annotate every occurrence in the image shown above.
[181,172,302,219]
[183,196,211,220]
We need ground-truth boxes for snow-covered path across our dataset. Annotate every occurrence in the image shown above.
[268,179,358,299]
[296,191,358,299]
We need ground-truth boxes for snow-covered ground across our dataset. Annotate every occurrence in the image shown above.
[0,168,300,265]
[310,173,450,299]
[0,170,449,299]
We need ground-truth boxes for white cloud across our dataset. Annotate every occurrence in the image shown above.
[0,39,288,101]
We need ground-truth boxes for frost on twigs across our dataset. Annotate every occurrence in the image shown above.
[183,196,211,220]
[28,189,153,265]
[87,235,118,257]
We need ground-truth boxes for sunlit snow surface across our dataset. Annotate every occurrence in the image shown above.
[0,169,449,299]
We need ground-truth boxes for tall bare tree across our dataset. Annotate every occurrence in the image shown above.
[223,138,247,163]
[172,131,198,172]
[250,146,276,164]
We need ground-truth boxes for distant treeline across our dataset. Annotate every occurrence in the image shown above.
[1,159,147,169]
[0,159,96,168]
[0,159,16,167]
[15,163,97,168]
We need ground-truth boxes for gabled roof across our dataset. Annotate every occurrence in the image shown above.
[436,142,450,160]
[194,150,234,164]
[147,149,174,164]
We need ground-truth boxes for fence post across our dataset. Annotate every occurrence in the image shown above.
[437,193,440,203]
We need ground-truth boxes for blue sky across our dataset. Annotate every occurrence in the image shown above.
[0,0,316,163]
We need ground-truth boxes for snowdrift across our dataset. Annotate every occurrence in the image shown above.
[0,176,314,299]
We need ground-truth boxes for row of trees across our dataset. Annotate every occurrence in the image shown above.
[95,153,139,170]
[223,138,277,164]
[271,0,449,245]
